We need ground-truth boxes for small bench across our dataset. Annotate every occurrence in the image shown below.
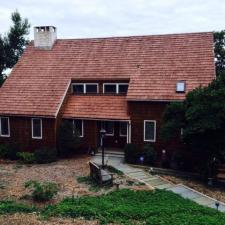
[89,161,114,186]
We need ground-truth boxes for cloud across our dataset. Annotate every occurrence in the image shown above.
[0,0,224,39]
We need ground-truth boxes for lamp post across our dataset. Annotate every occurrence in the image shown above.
[100,128,106,169]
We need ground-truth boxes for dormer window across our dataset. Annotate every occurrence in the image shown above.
[72,83,98,94]
[103,83,129,94]
[176,81,186,93]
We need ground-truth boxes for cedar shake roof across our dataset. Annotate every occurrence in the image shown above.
[0,32,215,117]
[63,95,130,120]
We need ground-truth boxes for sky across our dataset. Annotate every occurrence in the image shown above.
[0,0,225,39]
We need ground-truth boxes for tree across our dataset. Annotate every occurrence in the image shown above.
[214,31,225,75]
[161,74,225,176]
[0,10,30,86]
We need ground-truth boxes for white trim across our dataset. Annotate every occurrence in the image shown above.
[103,83,129,94]
[31,118,42,139]
[128,121,131,143]
[71,83,99,94]
[63,117,130,122]
[119,121,127,137]
[0,117,10,137]
[144,120,156,142]
[55,80,71,117]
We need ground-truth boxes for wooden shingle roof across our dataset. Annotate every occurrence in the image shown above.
[0,32,215,117]
[63,95,129,120]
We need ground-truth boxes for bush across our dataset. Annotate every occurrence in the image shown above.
[124,144,139,164]
[16,152,35,164]
[143,144,157,165]
[0,143,18,160]
[34,148,57,164]
[25,180,58,202]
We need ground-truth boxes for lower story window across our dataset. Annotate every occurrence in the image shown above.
[32,118,42,139]
[144,120,156,142]
[73,120,83,137]
[101,121,114,136]
[120,122,127,136]
[0,117,10,137]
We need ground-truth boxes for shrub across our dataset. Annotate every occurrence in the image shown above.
[124,144,139,164]
[34,147,57,164]
[58,120,81,157]
[16,152,35,164]
[0,143,18,160]
[25,180,58,202]
[143,144,157,165]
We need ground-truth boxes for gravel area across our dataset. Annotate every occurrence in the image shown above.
[162,175,225,203]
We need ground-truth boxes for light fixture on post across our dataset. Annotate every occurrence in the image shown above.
[100,128,106,169]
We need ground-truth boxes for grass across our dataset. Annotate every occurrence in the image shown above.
[1,189,225,224]
[106,165,124,176]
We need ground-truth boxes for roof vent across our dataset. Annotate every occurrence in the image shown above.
[176,81,186,93]
[34,26,57,50]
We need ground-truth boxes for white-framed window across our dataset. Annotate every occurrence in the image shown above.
[103,83,129,94]
[120,122,127,137]
[73,119,84,137]
[0,117,10,137]
[144,120,156,142]
[176,81,186,93]
[71,83,99,94]
[32,118,42,139]
[101,121,114,136]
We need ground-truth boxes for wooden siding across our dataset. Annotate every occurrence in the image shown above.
[0,116,56,151]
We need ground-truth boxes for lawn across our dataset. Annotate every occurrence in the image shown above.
[1,189,225,225]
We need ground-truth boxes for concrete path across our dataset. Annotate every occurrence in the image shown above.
[92,155,225,212]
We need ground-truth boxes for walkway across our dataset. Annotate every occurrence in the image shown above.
[92,155,225,212]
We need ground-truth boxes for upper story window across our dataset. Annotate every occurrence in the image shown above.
[103,83,129,94]
[72,83,98,94]
[32,118,42,139]
[176,81,186,93]
[0,117,10,137]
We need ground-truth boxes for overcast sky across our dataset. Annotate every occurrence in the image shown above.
[0,0,225,39]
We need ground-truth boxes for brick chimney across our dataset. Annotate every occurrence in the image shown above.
[34,26,57,50]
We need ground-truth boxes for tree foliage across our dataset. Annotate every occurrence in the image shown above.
[214,31,225,75]
[161,74,225,166]
[0,10,30,86]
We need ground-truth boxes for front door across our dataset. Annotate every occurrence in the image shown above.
[97,121,127,149]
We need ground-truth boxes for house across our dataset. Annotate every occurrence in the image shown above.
[0,26,215,157]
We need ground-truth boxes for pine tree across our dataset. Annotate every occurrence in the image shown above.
[0,10,30,86]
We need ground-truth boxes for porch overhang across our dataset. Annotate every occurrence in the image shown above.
[62,95,130,121]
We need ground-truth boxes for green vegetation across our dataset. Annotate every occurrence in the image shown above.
[0,189,224,224]
[124,143,139,164]
[24,180,58,202]
[17,152,35,164]
[42,189,225,225]
[0,201,35,214]
[0,143,19,160]
[34,148,57,164]
[0,10,30,86]
[161,74,225,176]
[106,165,124,176]
[76,176,102,192]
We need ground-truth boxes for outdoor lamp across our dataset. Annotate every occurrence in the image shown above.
[100,129,106,168]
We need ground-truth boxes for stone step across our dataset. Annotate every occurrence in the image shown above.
[156,183,174,190]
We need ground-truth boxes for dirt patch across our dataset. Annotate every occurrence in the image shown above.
[0,213,99,225]
[163,175,225,202]
[0,155,93,203]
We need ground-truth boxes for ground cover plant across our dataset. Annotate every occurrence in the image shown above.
[0,189,225,224]
[43,189,225,225]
